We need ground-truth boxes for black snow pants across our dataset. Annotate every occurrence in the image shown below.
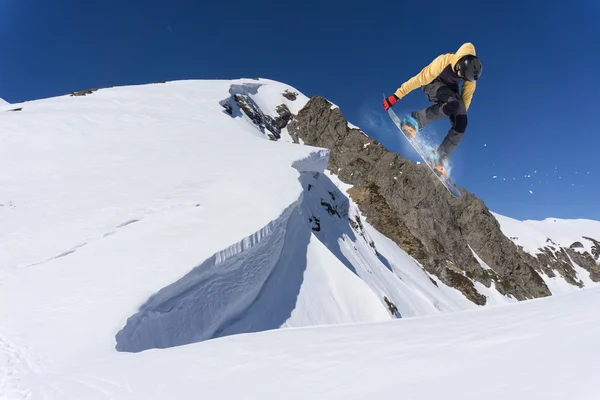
[412,81,468,161]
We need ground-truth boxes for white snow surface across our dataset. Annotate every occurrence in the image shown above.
[492,212,600,256]
[2,283,599,399]
[2,77,599,398]
[0,98,8,106]
[1,78,508,399]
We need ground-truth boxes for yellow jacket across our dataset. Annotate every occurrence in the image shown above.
[394,43,477,110]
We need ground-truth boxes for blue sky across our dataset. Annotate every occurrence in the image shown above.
[1,0,598,220]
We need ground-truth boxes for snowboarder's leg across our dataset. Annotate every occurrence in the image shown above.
[408,82,467,176]
[411,81,457,128]
[412,82,467,163]
[437,111,467,162]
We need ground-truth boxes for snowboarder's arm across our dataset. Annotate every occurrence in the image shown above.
[394,54,452,100]
[461,81,476,110]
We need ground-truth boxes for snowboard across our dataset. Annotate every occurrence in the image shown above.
[387,108,462,198]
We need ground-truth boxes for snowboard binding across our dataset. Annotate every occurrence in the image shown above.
[400,115,419,139]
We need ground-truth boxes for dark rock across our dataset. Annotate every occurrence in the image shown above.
[525,236,600,284]
[7,107,23,112]
[384,296,401,317]
[566,247,599,282]
[283,89,298,101]
[584,236,600,260]
[230,95,295,141]
[71,88,98,97]
[232,94,278,140]
[309,216,321,232]
[221,101,233,115]
[275,104,293,128]
[320,200,339,217]
[288,96,553,303]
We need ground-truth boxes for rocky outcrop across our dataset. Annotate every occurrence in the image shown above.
[288,96,553,303]
[584,236,600,260]
[528,239,600,284]
[222,94,293,141]
[70,88,100,97]
[283,89,298,101]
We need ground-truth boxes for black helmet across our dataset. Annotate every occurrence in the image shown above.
[457,55,482,81]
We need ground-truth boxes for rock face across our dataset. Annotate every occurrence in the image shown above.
[222,94,293,141]
[288,96,554,304]
[219,87,599,305]
[523,238,600,285]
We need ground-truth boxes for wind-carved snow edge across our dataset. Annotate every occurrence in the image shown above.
[115,150,330,353]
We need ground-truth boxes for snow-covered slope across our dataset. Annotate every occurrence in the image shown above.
[1,78,598,399]
[4,284,599,399]
[493,212,600,256]
[493,212,600,293]
[0,78,493,398]
[111,288,600,400]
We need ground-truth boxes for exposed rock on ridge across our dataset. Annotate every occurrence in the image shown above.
[288,96,554,304]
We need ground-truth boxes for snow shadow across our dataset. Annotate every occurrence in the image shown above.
[377,252,395,273]
[300,172,361,277]
[219,82,263,118]
[115,202,310,353]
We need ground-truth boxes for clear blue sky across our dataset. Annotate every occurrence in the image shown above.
[1,0,598,220]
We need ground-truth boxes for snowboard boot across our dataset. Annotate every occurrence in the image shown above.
[429,150,447,176]
[400,115,420,139]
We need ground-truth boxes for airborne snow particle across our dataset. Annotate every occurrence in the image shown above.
[484,144,487,147]
[493,175,497,178]
[529,190,533,194]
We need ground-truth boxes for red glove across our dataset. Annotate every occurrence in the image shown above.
[383,94,399,111]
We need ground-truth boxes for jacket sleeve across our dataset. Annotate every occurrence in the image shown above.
[461,80,476,110]
[394,53,452,99]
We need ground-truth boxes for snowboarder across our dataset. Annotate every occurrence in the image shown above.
[382,42,482,176]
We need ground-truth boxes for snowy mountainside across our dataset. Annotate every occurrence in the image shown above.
[0,97,8,105]
[0,77,598,399]
[0,78,480,381]
[493,212,600,294]
[493,213,600,256]
[287,94,600,303]
[101,288,600,400]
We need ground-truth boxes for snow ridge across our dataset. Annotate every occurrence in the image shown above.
[116,150,328,352]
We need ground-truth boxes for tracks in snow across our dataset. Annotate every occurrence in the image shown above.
[22,218,147,269]
[0,334,33,400]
